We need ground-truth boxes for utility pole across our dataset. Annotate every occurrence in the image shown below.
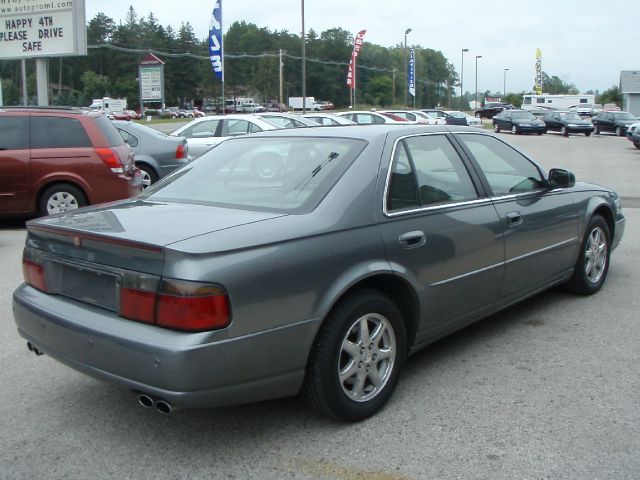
[279,49,284,108]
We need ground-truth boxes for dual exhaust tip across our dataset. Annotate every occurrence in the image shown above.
[27,342,173,415]
[138,394,172,414]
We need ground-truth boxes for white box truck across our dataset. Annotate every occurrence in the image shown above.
[89,97,128,117]
[288,96,316,110]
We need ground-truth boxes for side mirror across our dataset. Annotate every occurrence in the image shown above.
[548,168,575,188]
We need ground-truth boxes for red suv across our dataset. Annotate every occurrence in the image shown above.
[0,107,142,217]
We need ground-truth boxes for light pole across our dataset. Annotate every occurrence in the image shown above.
[460,48,468,109]
[301,0,306,113]
[475,55,482,109]
[503,68,509,101]
[403,28,412,107]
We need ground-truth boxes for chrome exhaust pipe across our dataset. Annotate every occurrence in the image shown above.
[27,342,44,356]
[138,394,155,409]
[155,400,172,414]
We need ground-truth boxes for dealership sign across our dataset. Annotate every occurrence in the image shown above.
[139,53,165,103]
[0,0,87,59]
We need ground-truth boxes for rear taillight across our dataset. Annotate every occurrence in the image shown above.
[175,143,187,159]
[95,147,124,173]
[23,258,48,292]
[119,278,231,332]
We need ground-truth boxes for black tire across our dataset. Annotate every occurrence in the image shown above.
[615,126,623,136]
[137,164,158,189]
[303,289,407,422]
[39,183,87,217]
[511,125,518,135]
[634,141,640,150]
[585,132,592,137]
[594,125,600,134]
[475,112,482,118]
[493,123,500,133]
[565,215,611,295]
[561,126,568,137]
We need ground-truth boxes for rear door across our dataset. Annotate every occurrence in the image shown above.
[179,119,222,157]
[378,133,504,342]
[0,115,31,213]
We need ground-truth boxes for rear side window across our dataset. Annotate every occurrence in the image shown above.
[0,116,29,150]
[31,117,91,148]
[387,135,478,212]
[94,115,126,146]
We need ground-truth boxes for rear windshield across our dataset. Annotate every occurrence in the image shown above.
[94,115,126,146]
[142,136,367,213]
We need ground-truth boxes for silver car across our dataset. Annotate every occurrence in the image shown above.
[13,125,625,421]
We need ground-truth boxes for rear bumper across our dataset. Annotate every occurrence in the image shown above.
[13,284,317,408]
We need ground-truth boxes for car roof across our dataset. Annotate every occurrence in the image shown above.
[223,123,475,143]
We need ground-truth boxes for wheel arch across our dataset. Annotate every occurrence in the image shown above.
[314,270,421,354]
[35,179,88,211]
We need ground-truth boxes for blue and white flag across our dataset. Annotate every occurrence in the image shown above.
[408,48,416,97]
[209,1,223,79]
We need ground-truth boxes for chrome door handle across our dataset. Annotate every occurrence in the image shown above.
[506,211,523,226]
[399,231,426,249]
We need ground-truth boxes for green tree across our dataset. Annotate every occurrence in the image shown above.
[597,86,622,107]
[80,70,111,100]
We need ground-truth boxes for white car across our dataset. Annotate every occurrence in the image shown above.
[336,110,416,125]
[379,110,444,125]
[170,114,278,158]
[302,113,356,126]
[256,112,322,128]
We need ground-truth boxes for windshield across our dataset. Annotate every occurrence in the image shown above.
[141,137,367,213]
[512,111,536,120]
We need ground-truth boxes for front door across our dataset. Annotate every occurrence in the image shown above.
[454,133,579,300]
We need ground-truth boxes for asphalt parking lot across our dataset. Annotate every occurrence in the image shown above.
[0,130,638,479]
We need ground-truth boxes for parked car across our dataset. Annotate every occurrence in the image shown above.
[237,102,265,113]
[302,112,357,126]
[163,107,186,119]
[112,120,191,189]
[443,110,483,127]
[492,109,546,134]
[474,102,511,119]
[170,114,279,158]
[315,100,335,110]
[542,111,594,137]
[381,110,433,124]
[416,110,447,125]
[337,111,410,124]
[626,126,640,149]
[567,104,600,117]
[625,121,640,137]
[256,112,322,128]
[592,111,639,136]
[13,124,625,422]
[603,103,621,112]
[0,107,141,217]
[111,110,133,121]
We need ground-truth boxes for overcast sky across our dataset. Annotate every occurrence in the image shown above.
[86,0,636,96]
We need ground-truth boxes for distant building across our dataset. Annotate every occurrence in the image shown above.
[620,71,640,116]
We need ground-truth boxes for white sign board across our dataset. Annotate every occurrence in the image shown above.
[0,0,87,59]
[140,66,163,101]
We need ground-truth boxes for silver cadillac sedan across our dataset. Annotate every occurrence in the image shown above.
[13,125,625,421]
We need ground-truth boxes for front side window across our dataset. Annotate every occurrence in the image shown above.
[457,134,545,196]
[386,135,478,212]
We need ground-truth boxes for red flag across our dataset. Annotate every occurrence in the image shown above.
[347,30,367,89]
